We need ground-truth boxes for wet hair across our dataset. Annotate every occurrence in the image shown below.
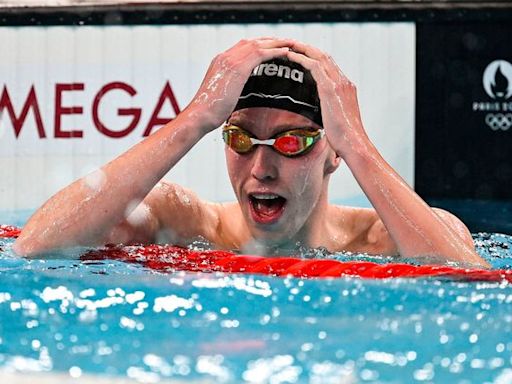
[232,57,322,126]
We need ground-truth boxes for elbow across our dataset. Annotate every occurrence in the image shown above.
[456,231,490,269]
[12,239,30,257]
[12,237,37,257]
[12,232,47,258]
[469,252,491,269]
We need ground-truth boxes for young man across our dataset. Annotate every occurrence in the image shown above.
[13,38,489,267]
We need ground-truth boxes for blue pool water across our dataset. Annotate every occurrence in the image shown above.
[1,211,512,383]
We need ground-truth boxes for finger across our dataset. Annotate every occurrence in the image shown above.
[250,37,295,49]
[290,41,349,80]
[286,50,329,83]
[232,46,291,73]
[226,38,293,64]
[289,40,325,60]
[230,37,294,51]
[286,50,316,68]
[290,41,338,72]
[255,47,291,62]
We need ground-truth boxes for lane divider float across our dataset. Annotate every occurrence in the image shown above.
[2,225,510,282]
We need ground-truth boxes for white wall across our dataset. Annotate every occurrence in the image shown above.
[0,23,415,211]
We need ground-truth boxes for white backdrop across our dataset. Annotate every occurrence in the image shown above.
[0,23,415,211]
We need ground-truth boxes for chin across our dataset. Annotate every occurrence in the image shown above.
[248,219,299,245]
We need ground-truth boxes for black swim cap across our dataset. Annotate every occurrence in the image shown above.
[232,58,322,126]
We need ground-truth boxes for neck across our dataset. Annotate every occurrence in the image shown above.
[293,186,333,249]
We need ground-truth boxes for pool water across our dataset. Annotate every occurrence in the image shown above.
[0,213,511,383]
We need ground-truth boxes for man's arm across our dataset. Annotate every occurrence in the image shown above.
[287,42,489,268]
[13,38,293,257]
[91,181,221,247]
[364,208,477,259]
[13,110,207,256]
[344,142,488,267]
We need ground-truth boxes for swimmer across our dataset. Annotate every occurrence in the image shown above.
[13,38,489,268]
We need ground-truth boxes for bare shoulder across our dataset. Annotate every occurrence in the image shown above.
[147,183,248,248]
[144,181,221,245]
[330,205,376,232]
[329,205,473,256]
[329,205,398,255]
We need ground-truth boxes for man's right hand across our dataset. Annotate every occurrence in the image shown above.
[186,37,294,132]
[13,37,292,257]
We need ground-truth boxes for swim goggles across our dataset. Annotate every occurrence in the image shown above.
[222,124,325,157]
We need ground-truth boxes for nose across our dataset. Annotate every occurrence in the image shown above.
[250,145,279,182]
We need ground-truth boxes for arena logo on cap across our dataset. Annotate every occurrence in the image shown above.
[472,59,512,131]
[251,63,304,83]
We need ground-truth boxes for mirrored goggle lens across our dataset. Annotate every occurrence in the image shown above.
[273,134,314,155]
[223,130,253,153]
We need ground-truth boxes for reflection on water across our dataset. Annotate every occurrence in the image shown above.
[0,233,511,383]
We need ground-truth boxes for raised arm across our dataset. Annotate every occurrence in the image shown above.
[13,38,293,257]
[287,41,489,268]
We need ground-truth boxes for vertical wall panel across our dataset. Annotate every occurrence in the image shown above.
[183,26,222,200]
[1,29,18,212]
[159,25,191,191]
[74,26,105,180]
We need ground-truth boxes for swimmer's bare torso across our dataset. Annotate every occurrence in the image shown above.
[13,38,489,268]
[109,180,469,258]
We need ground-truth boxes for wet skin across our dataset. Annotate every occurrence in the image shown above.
[225,108,339,250]
[12,37,489,267]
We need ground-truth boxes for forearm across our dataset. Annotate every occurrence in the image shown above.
[13,107,209,256]
[283,40,487,266]
[342,137,488,267]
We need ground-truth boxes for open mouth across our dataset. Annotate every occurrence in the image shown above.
[249,193,287,224]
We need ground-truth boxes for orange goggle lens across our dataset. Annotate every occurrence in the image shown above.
[222,125,323,157]
[224,129,253,153]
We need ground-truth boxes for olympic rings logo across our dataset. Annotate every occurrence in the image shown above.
[485,113,512,131]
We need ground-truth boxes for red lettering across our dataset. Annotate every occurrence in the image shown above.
[0,85,46,138]
[92,82,141,138]
[2,81,182,140]
[54,83,84,138]
[143,81,181,136]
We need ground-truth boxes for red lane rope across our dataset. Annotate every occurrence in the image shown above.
[81,244,512,283]
[0,225,21,238]
[3,226,511,282]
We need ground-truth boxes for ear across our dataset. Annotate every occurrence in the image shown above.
[324,149,342,175]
